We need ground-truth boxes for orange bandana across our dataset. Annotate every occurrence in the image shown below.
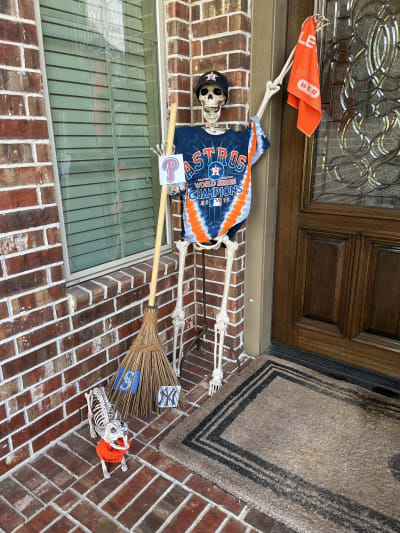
[96,438,130,463]
[287,17,321,137]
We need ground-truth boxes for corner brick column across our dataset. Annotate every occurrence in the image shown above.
[167,0,251,359]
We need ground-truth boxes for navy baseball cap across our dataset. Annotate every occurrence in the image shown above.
[194,71,229,102]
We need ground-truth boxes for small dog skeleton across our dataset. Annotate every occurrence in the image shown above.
[85,386,130,479]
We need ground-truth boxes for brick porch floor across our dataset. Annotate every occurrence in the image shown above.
[0,350,293,533]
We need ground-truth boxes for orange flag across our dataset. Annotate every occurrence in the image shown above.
[287,17,321,137]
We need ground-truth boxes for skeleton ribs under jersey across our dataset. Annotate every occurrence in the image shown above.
[174,116,270,243]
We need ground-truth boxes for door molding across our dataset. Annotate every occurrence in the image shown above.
[244,0,288,355]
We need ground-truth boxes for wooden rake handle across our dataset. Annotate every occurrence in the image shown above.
[148,102,178,307]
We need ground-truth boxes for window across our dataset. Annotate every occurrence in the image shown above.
[38,0,166,281]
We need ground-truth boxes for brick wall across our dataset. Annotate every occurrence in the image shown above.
[167,0,251,359]
[0,0,252,477]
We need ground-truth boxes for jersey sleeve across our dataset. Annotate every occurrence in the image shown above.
[249,116,270,166]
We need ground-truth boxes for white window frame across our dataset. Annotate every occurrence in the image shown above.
[34,0,171,285]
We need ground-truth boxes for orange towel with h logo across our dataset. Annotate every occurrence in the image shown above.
[287,17,321,137]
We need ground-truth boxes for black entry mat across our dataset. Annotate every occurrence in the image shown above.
[267,342,400,399]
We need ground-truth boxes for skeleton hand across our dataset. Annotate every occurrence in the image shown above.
[266,80,281,97]
[150,142,175,157]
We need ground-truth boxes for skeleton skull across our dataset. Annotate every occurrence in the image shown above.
[198,84,226,125]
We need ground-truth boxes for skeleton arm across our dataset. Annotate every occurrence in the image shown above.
[255,14,330,121]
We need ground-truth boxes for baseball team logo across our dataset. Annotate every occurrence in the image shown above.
[208,161,224,179]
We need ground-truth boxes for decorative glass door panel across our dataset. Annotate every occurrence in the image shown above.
[312,0,400,208]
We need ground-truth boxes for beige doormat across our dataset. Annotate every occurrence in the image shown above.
[160,356,400,533]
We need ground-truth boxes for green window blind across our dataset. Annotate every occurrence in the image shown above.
[39,0,162,274]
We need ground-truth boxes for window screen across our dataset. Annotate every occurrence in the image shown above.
[39,0,162,275]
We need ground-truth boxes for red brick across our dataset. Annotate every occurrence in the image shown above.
[0,229,44,255]
[87,458,141,505]
[0,143,32,164]
[229,13,251,32]
[0,187,37,210]
[27,383,76,421]
[191,507,227,532]
[64,351,106,383]
[119,476,173,529]
[220,518,247,533]
[202,0,248,17]
[24,47,40,68]
[0,476,43,518]
[0,0,17,16]
[167,1,189,20]
[12,406,63,448]
[0,498,24,532]
[0,93,24,115]
[0,20,38,45]
[193,17,228,37]
[0,300,8,320]
[0,165,54,187]
[0,306,54,342]
[11,283,66,313]
[229,52,251,70]
[0,42,20,66]
[18,0,35,19]
[139,448,190,482]
[168,74,190,91]
[6,245,62,275]
[1,413,27,442]
[136,485,189,533]
[204,34,247,55]
[45,516,76,533]
[53,488,80,511]
[0,377,20,402]
[162,495,208,533]
[77,361,117,392]
[0,444,30,477]
[0,205,59,233]
[71,501,122,533]
[0,119,48,139]
[47,443,91,477]
[186,474,244,515]
[75,332,116,361]
[16,505,59,533]
[40,184,56,204]
[31,412,80,452]
[16,317,69,352]
[72,300,114,330]
[28,96,45,116]
[102,466,157,515]
[13,463,61,502]
[60,321,104,352]
[167,19,188,39]
[168,56,190,76]
[0,69,41,92]
[168,38,190,56]
[35,143,52,162]
[192,55,227,75]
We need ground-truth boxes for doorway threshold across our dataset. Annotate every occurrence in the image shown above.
[266,342,400,399]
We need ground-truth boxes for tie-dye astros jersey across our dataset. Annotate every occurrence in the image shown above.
[173,116,270,243]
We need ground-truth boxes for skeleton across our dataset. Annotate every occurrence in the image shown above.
[155,15,329,396]
[85,386,130,479]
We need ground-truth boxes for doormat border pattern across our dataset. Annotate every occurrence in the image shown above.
[162,358,400,533]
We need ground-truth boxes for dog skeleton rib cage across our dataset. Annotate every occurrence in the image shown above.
[154,15,329,396]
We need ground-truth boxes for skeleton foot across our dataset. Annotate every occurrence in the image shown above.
[209,368,223,396]
[121,456,127,472]
[101,460,111,479]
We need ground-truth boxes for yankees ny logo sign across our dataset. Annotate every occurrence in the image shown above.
[157,386,181,408]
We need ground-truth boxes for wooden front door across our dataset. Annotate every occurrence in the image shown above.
[272,0,400,379]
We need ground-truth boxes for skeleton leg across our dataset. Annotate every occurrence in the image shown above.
[85,391,96,438]
[171,239,190,376]
[209,235,238,395]
[121,455,127,472]
[100,459,111,479]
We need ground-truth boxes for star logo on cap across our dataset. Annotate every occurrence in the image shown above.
[205,71,219,81]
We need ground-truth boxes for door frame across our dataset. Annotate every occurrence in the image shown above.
[243,0,289,355]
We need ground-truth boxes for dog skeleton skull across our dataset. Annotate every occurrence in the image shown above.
[198,83,226,126]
